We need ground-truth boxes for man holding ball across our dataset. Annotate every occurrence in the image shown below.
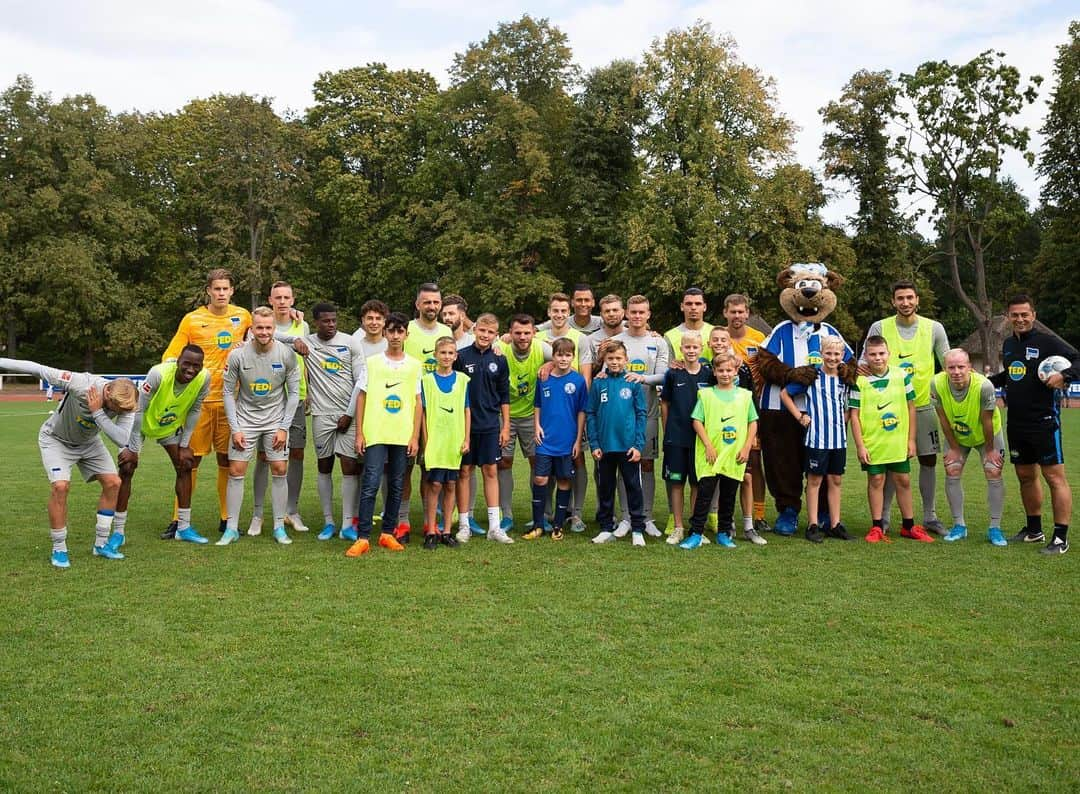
[990,295,1079,555]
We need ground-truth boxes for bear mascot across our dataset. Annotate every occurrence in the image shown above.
[755,262,855,537]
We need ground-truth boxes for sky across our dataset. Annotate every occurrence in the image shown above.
[1,0,1073,227]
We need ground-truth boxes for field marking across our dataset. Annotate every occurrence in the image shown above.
[0,411,53,418]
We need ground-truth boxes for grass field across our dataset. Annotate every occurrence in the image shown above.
[0,401,1076,791]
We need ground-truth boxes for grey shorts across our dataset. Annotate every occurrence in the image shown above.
[228,427,289,462]
[311,414,357,460]
[39,428,116,483]
[501,416,536,459]
[916,405,941,457]
[288,403,307,449]
[642,417,660,461]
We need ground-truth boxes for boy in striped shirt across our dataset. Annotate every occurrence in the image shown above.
[781,336,853,542]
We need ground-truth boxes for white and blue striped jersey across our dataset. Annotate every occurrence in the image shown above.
[788,370,848,450]
[761,321,852,411]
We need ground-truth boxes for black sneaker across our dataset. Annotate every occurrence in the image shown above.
[806,523,825,543]
[423,533,439,550]
[160,520,178,540]
[218,519,228,534]
[1011,527,1045,543]
[1040,537,1069,556]
[825,521,854,541]
[439,532,459,548]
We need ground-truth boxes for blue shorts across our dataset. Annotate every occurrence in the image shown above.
[425,467,460,484]
[804,447,846,476]
[462,431,501,466]
[662,444,696,483]
[534,453,574,480]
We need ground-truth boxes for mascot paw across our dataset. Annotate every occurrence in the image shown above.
[787,366,818,386]
[836,361,859,385]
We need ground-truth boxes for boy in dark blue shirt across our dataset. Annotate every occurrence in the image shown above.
[454,313,512,543]
[587,340,648,546]
[660,332,714,545]
[530,337,587,540]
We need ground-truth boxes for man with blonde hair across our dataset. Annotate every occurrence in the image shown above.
[0,356,138,568]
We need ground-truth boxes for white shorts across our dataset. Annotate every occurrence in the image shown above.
[227,427,289,462]
[501,416,536,459]
[311,414,357,460]
[39,428,116,483]
[916,405,941,457]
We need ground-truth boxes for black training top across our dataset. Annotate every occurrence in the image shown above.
[454,343,510,434]
[990,328,1079,431]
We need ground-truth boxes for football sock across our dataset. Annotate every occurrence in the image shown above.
[286,458,304,515]
[902,517,915,531]
[270,473,288,529]
[988,478,1004,525]
[112,511,127,538]
[1053,523,1068,541]
[226,475,245,532]
[487,506,500,533]
[51,527,67,553]
[873,517,884,529]
[459,511,471,532]
[1028,514,1042,534]
[554,487,571,529]
[572,465,587,518]
[743,515,754,531]
[317,472,334,524]
[919,464,938,522]
[753,500,765,521]
[341,474,358,529]
[498,467,514,522]
[641,469,655,522]
[94,509,114,546]
[217,466,230,520]
[251,458,269,519]
[531,482,548,530]
[945,475,965,526]
[177,507,192,532]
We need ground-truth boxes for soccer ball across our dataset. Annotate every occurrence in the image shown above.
[1036,355,1071,383]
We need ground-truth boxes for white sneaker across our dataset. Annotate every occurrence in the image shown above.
[667,527,686,545]
[632,532,645,547]
[613,519,631,538]
[247,516,263,536]
[488,528,514,544]
[592,531,615,544]
[743,527,768,546]
[455,526,471,544]
[643,520,662,537]
[285,513,309,532]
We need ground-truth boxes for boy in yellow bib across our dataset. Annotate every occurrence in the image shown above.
[849,335,930,543]
[680,352,758,550]
[420,337,470,549]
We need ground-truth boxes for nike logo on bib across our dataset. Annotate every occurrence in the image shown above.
[423,348,435,355]
[440,406,454,413]
[877,402,891,410]
[385,381,401,388]
[721,415,733,422]
[898,353,913,359]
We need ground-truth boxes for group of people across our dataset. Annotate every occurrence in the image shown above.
[3,269,1076,569]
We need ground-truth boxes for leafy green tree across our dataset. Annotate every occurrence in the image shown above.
[893,51,1041,360]
[820,70,920,331]
[159,94,312,309]
[1031,21,1080,345]
[606,22,798,319]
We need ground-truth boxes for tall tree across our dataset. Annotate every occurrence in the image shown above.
[606,22,796,318]
[893,51,1041,361]
[820,70,918,331]
[1031,21,1080,345]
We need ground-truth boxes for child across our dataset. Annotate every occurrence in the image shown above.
[780,335,853,542]
[530,337,587,540]
[849,335,930,542]
[660,332,713,545]
[420,337,470,550]
[587,340,648,546]
[681,352,758,549]
[350,312,423,556]
[707,327,764,544]
[454,313,512,544]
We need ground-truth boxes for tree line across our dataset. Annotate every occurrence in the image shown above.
[1,16,1076,371]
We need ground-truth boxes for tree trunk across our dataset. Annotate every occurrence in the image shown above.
[5,316,16,358]
[83,346,94,372]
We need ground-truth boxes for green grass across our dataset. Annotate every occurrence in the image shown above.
[0,401,1076,791]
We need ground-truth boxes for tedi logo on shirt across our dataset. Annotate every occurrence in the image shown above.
[216,330,233,350]
[251,378,271,396]
[1008,361,1026,380]
[383,394,402,413]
